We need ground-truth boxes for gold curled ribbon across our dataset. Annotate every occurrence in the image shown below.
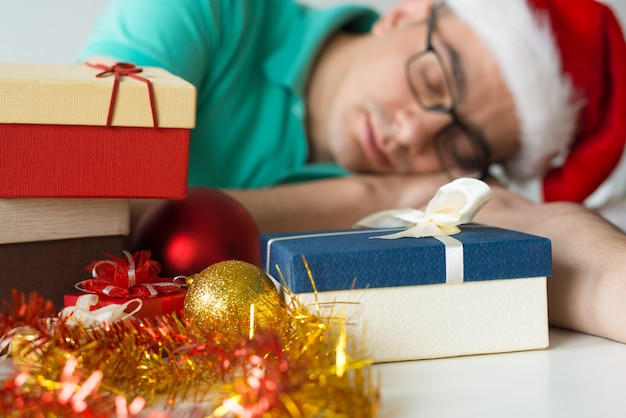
[355,177,493,239]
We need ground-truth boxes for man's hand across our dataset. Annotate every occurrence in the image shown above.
[475,181,626,345]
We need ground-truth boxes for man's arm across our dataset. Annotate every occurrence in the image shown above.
[475,184,626,344]
[130,173,449,233]
[223,173,449,233]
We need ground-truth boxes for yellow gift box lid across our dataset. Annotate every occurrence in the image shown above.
[0,62,196,128]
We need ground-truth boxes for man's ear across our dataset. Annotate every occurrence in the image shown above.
[371,0,434,36]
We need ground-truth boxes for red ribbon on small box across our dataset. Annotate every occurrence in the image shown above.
[87,62,159,128]
[76,250,179,298]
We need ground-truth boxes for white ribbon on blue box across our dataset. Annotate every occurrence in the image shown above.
[356,177,493,239]
[355,178,491,285]
[433,235,464,284]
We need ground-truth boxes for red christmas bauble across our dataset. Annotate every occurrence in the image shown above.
[130,188,260,277]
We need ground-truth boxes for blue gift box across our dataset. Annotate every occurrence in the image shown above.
[260,224,551,292]
[260,224,552,362]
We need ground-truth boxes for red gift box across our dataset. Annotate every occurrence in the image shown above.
[62,250,186,318]
[63,289,187,318]
[0,62,196,199]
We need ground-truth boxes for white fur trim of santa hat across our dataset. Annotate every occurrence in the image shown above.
[443,0,581,180]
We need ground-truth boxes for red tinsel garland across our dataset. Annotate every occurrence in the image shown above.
[0,290,379,417]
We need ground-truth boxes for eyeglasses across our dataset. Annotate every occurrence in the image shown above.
[405,5,491,178]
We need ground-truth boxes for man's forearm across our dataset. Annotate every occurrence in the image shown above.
[224,174,447,233]
[130,173,447,234]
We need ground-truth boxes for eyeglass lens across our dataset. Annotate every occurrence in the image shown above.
[407,50,453,109]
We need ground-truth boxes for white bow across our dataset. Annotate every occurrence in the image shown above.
[355,178,492,239]
[58,294,142,328]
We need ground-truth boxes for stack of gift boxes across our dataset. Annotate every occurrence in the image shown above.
[0,62,196,310]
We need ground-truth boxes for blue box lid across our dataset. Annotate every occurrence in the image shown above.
[260,224,552,293]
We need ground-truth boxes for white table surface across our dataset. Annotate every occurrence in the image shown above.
[374,327,626,418]
[1,327,623,417]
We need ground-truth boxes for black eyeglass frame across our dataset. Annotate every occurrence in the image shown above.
[404,6,492,178]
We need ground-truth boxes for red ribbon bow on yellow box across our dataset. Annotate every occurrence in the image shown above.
[87,62,159,128]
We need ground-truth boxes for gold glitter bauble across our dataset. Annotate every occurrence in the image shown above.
[183,260,282,333]
[9,328,45,370]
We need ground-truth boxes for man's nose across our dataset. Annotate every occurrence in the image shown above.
[391,106,450,151]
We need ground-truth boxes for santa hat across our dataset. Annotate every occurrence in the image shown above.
[445,0,626,203]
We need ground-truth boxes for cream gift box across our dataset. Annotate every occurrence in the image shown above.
[0,62,196,198]
[260,224,552,363]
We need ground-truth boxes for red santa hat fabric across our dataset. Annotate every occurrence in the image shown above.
[445,0,626,203]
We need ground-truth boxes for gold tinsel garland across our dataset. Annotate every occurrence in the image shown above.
[0,261,379,417]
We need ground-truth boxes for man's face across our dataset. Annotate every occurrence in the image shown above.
[321,5,519,175]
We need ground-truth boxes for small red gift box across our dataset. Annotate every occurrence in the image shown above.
[63,289,187,318]
[0,62,196,199]
[63,250,186,318]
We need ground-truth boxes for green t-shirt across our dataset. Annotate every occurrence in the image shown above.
[79,0,378,188]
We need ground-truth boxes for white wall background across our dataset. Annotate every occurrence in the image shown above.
[0,0,624,64]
